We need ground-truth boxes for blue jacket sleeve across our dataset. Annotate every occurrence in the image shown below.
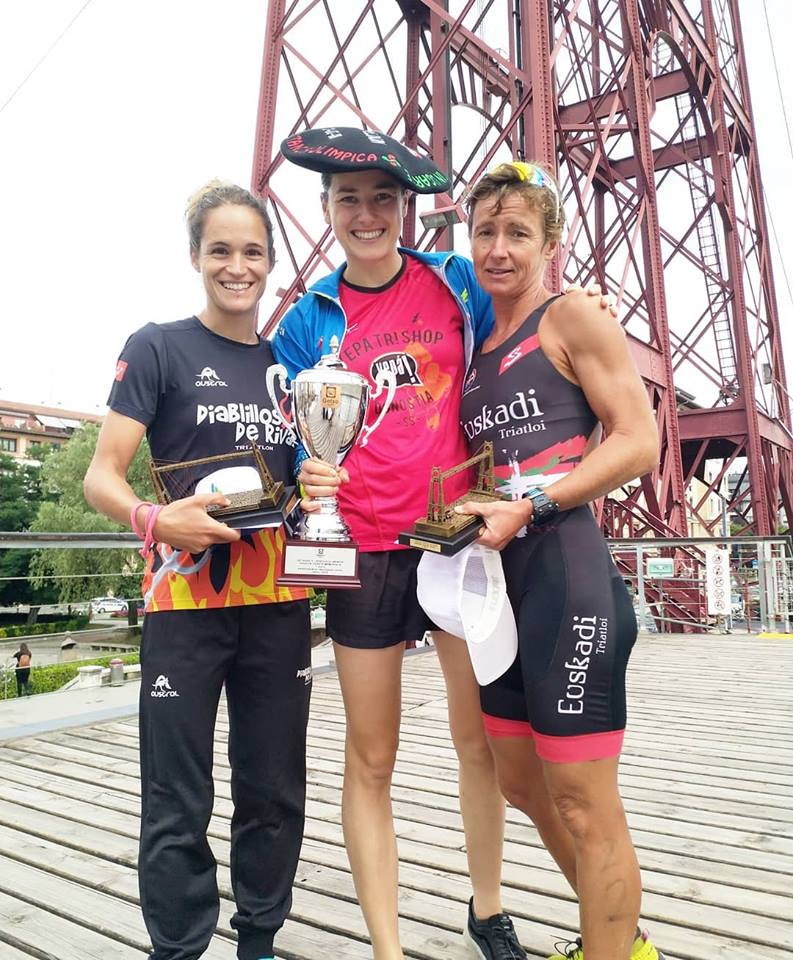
[462,257,494,347]
[445,254,493,349]
[272,300,317,381]
[272,300,317,481]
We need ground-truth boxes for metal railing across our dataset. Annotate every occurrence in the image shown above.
[2,531,792,636]
[607,535,792,634]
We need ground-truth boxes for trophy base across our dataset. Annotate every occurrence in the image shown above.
[397,519,484,556]
[277,538,361,589]
[209,486,299,530]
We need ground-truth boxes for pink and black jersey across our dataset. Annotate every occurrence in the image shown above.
[461,296,638,763]
[336,255,471,551]
[459,295,598,502]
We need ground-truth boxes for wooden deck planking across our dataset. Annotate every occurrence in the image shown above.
[0,635,790,959]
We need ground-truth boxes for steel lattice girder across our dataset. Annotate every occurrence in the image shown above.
[251,0,792,537]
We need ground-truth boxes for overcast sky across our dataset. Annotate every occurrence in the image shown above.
[1,0,791,414]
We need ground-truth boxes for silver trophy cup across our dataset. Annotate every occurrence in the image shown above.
[266,350,396,542]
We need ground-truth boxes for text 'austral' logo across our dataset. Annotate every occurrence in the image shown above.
[462,389,545,441]
[370,352,422,388]
[151,674,180,698]
[195,366,228,387]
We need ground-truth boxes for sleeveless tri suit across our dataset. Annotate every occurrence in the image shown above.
[459,296,638,763]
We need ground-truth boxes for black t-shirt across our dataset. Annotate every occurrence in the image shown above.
[107,318,310,611]
[109,317,294,481]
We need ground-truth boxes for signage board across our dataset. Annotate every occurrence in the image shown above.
[646,558,674,578]
[705,546,730,616]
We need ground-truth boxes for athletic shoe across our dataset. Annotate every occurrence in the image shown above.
[548,928,665,960]
[463,898,528,960]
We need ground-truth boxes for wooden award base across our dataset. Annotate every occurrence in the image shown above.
[398,517,484,556]
[208,485,299,530]
[277,538,361,589]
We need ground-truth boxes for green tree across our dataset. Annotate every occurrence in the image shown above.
[0,454,58,605]
[30,423,156,603]
[0,453,42,529]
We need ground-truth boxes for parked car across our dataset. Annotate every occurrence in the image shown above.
[110,600,145,619]
[90,597,127,614]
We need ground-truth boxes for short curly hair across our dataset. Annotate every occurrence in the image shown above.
[466,161,565,243]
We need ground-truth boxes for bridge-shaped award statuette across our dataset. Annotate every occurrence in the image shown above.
[399,441,503,555]
[149,442,297,530]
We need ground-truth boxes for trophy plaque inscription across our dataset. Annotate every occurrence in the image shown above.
[398,441,503,555]
[267,345,396,588]
[149,441,297,530]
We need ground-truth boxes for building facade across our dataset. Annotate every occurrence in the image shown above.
[0,399,102,465]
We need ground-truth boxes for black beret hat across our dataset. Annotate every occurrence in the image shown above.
[280,126,451,194]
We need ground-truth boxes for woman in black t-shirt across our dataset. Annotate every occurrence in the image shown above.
[84,181,311,960]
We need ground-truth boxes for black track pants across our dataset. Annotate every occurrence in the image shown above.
[138,600,312,960]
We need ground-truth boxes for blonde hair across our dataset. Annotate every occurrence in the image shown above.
[185,179,275,264]
[466,161,565,243]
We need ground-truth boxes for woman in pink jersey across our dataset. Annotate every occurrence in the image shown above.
[276,128,528,960]
[454,162,663,960]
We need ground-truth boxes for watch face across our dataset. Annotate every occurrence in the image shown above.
[530,492,559,526]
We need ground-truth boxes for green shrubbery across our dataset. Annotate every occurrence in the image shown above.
[1,651,141,699]
[0,616,90,639]
[309,590,326,609]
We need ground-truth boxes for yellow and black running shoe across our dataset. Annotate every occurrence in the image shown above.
[548,928,665,960]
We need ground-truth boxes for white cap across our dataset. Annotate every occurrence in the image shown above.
[416,544,518,685]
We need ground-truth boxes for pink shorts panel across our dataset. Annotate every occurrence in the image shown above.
[483,713,625,763]
[482,712,534,739]
[534,728,625,764]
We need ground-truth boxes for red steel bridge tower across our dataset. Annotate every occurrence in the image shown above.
[251,0,792,538]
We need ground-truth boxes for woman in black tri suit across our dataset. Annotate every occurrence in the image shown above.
[457,162,662,960]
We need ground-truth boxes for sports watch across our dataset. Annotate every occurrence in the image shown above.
[521,486,560,528]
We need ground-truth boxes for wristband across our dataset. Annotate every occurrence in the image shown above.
[139,504,164,558]
[130,501,153,540]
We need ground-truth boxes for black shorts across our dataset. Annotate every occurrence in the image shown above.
[326,549,435,649]
[481,506,637,763]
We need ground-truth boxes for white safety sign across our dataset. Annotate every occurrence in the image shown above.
[705,546,730,616]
